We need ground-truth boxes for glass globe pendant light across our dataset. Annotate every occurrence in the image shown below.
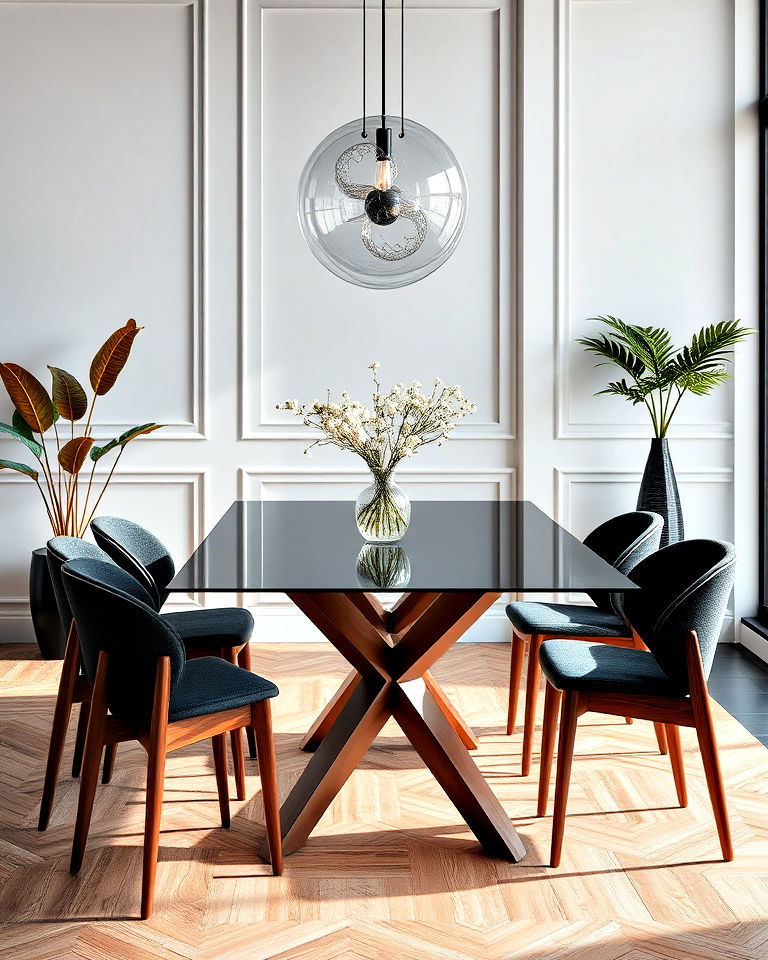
[297,0,468,290]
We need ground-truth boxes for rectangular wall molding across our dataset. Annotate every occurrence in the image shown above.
[553,0,734,441]
[0,0,208,440]
[237,0,517,441]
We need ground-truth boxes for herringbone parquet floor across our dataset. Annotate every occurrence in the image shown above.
[1,641,767,960]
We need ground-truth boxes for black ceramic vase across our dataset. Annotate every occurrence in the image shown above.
[29,547,66,659]
[636,438,684,549]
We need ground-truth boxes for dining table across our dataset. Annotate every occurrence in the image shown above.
[168,499,637,864]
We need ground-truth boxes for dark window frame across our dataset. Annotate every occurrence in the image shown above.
[749,0,768,631]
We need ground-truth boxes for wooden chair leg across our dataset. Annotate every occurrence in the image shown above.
[39,622,80,831]
[71,701,90,778]
[102,744,118,784]
[665,723,687,807]
[654,722,668,755]
[506,631,525,736]
[212,733,231,828]
[252,699,283,876]
[686,632,732,861]
[223,647,247,797]
[537,681,562,816]
[550,690,581,868]
[237,644,258,758]
[521,636,542,776]
[141,657,171,921]
[230,728,247,801]
[70,653,109,875]
[625,717,633,724]
[692,708,733,860]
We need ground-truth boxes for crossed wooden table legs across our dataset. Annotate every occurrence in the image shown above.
[260,589,527,862]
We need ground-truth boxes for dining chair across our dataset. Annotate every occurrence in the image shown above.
[61,557,282,920]
[506,510,664,775]
[90,515,259,763]
[39,536,253,832]
[536,539,736,868]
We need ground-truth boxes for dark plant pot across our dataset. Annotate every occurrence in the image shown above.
[636,438,684,549]
[29,547,66,660]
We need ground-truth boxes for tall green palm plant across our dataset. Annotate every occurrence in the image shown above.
[577,316,755,438]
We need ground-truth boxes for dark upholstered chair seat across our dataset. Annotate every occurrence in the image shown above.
[505,601,627,638]
[168,657,278,722]
[539,640,680,696]
[164,607,254,650]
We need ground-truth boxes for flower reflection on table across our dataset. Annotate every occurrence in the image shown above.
[356,543,411,590]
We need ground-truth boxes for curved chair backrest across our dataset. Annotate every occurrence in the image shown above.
[622,539,736,690]
[90,516,175,610]
[62,558,185,723]
[47,537,122,636]
[582,511,663,613]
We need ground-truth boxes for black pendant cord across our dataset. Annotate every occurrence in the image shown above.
[364,0,404,142]
[399,0,404,138]
[361,0,367,137]
[381,0,386,129]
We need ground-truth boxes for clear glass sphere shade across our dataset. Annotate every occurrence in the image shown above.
[297,115,468,289]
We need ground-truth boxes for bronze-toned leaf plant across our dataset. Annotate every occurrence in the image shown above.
[0,320,164,536]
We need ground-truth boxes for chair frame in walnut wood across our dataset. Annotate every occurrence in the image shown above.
[537,630,732,868]
[507,628,669,776]
[70,650,282,920]
[38,623,254,831]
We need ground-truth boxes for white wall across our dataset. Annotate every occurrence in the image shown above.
[0,0,758,643]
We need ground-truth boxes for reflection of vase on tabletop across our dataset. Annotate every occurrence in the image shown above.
[356,544,411,590]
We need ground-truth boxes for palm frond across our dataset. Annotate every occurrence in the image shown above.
[596,379,648,405]
[675,367,731,396]
[586,316,674,375]
[671,320,755,375]
[576,331,646,380]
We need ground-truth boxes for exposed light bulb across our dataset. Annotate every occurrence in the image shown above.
[374,158,393,191]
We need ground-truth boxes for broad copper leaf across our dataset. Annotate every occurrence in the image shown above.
[58,436,95,474]
[48,366,88,421]
[89,319,143,396]
[0,363,54,433]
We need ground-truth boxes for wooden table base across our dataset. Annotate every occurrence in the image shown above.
[262,590,527,863]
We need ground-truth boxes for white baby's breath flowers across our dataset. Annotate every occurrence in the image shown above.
[277,363,477,477]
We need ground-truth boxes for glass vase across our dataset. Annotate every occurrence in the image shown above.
[355,474,411,543]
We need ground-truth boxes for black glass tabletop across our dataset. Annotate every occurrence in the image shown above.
[168,500,638,594]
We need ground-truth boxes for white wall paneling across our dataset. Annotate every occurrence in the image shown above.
[519,0,755,645]
[239,0,517,440]
[0,0,758,645]
[554,0,735,441]
[0,0,207,439]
